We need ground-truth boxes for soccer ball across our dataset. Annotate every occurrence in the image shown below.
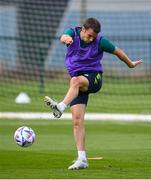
[14,126,36,147]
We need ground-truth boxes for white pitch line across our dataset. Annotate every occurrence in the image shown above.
[0,112,151,122]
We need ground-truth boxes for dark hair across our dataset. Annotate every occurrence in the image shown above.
[83,17,101,33]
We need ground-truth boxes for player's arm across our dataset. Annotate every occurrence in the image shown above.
[113,47,143,68]
[99,37,143,68]
[60,28,74,45]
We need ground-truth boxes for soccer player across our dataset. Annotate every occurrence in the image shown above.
[44,17,143,170]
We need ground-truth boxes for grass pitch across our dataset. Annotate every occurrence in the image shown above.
[1,80,151,113]
[0,119,151,179]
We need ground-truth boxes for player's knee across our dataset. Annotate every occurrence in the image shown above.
[72,114,83,127]
[70,77,80,88]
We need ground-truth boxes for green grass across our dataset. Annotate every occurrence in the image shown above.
[1,119,151,179]
[0,80,151,113]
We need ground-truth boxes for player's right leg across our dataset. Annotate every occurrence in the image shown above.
[68,159,88,170]
[68,103,88,170]
[71,104,86,151]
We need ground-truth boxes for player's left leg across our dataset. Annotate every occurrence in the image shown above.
[68,104,88,170]
[44,72,102,118]
[62,75,89,106]
[44,75,89,118]
[44,96,63,118]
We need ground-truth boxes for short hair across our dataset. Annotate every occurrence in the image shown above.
[83,17,101,34]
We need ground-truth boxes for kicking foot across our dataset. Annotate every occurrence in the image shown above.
[44,96,57,109]
[44,96,62,118]
[68,159,88,170]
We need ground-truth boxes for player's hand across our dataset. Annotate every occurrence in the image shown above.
[131,59,143,68]
[60,35,73,45]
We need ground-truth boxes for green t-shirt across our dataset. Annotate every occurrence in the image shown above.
[64,28,116,53]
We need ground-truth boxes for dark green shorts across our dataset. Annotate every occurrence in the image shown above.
[70,72,102,107]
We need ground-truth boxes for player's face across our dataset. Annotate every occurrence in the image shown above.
[80,27,97,43]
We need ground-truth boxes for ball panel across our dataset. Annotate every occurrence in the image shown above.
[14,126,35,147]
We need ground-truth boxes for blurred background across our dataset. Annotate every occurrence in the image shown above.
[0,0,151,114]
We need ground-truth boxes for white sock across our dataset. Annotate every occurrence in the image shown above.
[57,102,67,112]
[78,150,87,161]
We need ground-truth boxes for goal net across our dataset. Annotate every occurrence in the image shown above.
[0,0,151,114]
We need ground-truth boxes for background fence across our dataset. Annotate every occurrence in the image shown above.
[0,0,151,114]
